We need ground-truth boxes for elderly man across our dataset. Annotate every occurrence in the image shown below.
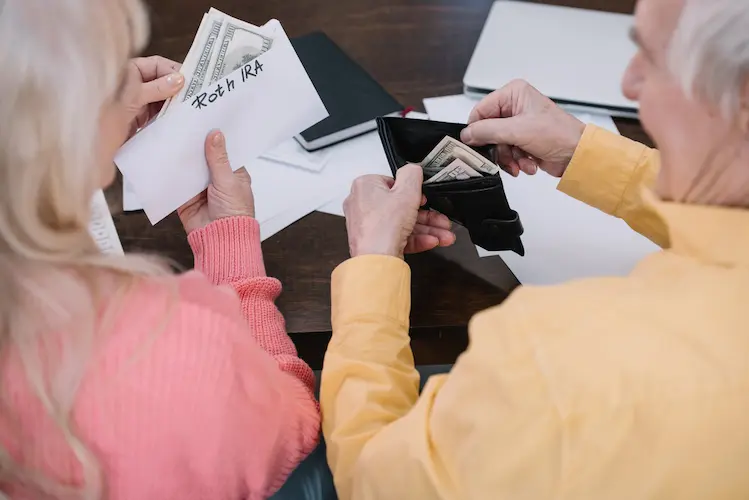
[320,0,749,498]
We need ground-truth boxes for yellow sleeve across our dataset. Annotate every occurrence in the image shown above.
[321,256,561,500]
[321,255,423,500]
[557,124,669,247]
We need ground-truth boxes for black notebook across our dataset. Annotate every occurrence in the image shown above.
[291,32,403,151]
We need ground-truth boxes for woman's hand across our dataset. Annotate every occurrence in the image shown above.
[125,56,185,137]
[460,79,586,178]
[343,165,456,259]
[178,130,255,234]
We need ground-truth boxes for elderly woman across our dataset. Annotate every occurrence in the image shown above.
[321,0,749,498]
[0,1,322,498]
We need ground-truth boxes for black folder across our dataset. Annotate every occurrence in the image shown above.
[291,32,403,151]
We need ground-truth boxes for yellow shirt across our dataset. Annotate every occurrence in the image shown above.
[320,125,749,500]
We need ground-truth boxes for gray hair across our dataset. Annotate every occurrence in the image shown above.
[668,0,749,119]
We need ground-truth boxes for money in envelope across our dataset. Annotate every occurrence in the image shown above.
[115,11,329,224]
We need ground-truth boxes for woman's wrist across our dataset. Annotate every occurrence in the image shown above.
[187,216,266,284]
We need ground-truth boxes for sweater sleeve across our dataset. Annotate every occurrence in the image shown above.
[94,277,322,499]
[187,216,316,395]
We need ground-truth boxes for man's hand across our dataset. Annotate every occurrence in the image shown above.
[343,165,456,259]
[461,80,586,178]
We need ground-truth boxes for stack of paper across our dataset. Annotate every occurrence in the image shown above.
[89,190,124,255]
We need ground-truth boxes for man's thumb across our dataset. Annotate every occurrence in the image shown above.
[460,117,523,147]
[394,164,424,196]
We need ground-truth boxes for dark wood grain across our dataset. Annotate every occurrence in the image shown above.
[115,0,648,368]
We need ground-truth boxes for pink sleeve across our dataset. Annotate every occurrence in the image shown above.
[209,313,320,497]
[187,217,316,396]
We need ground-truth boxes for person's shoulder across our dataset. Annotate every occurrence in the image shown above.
[122,271,244,326]
[77,274,278,493]
[96,271,272,400]
[103,272,253,364]
[174,270,245,319]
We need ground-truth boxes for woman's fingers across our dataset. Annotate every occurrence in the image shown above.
[204,130,235,186]
[140,72,184,106]
[131,56,184,106]
[132,56,182,82]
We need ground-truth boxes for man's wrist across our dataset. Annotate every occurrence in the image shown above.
[349,238,403,260]
[560,115,587,174]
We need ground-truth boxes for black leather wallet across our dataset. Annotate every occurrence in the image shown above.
[376,117,525,255]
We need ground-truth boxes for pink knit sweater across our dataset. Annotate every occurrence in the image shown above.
[1,217,320,499]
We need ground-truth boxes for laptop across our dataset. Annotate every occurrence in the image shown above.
[463,1,639,118]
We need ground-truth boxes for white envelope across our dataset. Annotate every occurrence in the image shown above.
[115,19,328,224]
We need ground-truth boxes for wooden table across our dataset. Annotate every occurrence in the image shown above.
[113,0,650,368]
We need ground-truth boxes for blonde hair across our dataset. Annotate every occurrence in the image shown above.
[0,0,171,497]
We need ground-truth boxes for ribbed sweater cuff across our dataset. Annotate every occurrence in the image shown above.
[187,216,266,284]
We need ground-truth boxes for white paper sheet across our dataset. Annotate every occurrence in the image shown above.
[115,20,328,224]
[260,138,331,173]
[315,133,391,216]
[422,94,658,285]
[423,94,481,124]
[243,157,349,240]
[123,156,343,240]
[122,138,332,212]
[316,112,429,216]
[89,190,124,255]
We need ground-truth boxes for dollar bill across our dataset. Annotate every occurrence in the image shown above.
[423,158,482,184]
[158,9,274,118]
[159,11,224,117]
[421,136,500,179]
[205,14,273,85]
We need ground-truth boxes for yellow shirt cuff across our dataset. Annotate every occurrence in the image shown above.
[331,255,411,334]
[558,124,651,216]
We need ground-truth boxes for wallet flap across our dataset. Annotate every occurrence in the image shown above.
[376,116,525,256]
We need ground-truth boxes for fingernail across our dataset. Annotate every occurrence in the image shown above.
[167,73,184,87]
[212,131,224,147]
[460,128,472,143]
